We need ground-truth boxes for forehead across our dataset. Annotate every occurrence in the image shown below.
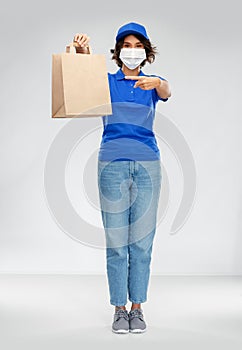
[123,35,141,43]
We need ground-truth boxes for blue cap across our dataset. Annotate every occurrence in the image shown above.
[115,22,149,42]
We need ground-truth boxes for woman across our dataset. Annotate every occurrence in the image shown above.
[74,22,171,334]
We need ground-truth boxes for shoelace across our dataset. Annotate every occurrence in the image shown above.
[115,309,129,321]
[129,309,144,320]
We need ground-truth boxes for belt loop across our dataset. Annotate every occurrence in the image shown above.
[134,160,139,174]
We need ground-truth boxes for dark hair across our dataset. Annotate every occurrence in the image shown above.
[110,34,158,68]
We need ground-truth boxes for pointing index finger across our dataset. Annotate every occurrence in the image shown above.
[125,76,143,80]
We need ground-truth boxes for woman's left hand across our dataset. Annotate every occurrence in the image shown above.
[125,76,161,90]
[125,75,171,99]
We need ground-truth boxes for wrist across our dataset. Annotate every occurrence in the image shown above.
[156,78,162,88]
[76,46,89,54]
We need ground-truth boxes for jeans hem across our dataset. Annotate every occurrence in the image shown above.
[110,301,127,306]
[129,299,147,304]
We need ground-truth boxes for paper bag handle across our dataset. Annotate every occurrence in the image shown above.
[65,42,92,54]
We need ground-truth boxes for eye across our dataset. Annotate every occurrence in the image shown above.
[123,43,131,48]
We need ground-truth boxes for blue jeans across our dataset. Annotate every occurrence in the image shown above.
[97,160,161,306]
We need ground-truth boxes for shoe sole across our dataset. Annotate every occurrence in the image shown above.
[130,328,147,333]
[112,329,129,334]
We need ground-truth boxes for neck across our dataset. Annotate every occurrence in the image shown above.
[121,65,141,76]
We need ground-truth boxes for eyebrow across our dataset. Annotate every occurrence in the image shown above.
[123,41,142,45]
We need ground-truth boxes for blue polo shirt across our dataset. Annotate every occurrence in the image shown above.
[98,68,168,161]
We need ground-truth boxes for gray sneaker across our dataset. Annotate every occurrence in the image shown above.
[112,309,129,334]
[129,308,147,333]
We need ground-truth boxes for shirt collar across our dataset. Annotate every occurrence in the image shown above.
[115,68,145,81]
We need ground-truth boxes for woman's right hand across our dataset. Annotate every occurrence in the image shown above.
[73,33,90,48]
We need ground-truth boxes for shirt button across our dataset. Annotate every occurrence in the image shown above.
[131,91,133,94]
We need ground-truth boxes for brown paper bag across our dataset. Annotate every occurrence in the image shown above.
[51,43,112,118]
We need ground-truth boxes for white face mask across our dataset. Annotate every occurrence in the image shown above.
[119,48,146,70]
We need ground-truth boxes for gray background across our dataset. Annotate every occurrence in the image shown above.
[0,0,241,274]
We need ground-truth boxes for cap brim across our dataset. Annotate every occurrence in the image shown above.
[116,30,149,42]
